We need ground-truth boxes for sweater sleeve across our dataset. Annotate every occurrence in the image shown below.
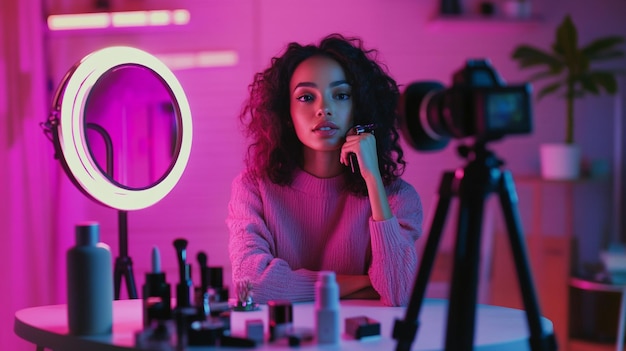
[226,173,319,303]
[368,180,423,306]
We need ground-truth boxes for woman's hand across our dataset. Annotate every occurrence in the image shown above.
[342,286,381,300]
[336,274,380,299]
[341,131,392,221]
[340,132,380,181]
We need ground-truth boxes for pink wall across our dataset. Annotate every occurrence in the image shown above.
[3,0,626,350]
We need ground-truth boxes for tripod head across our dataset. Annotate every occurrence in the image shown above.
[454,142,507,198]
[457,142,504,167]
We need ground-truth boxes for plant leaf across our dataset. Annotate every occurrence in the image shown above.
[582,36,625,59]
[554,15,578,61]
[528,69,565,81]
[512,14,624,103]
[586,50,625,62]
[588,71,619,94]
[577,75,600,94]
[512,45,562,70]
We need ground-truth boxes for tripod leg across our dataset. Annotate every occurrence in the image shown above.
[498,171,557,351]
[114,210,139,299]
[114,260,122,300]
[444,175,487,351]
[393,172,457,351]
[114,256,139,299]
[123,256,138,299]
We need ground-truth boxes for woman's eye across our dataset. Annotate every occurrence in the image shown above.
[296,94,313,102]
[335,92,351,100]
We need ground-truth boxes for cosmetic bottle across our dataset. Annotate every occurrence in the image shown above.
[268,300,293,342]
[143,246,172,327]
[315,271,340,344]
[67,221,113,336]
[208,266,229,302]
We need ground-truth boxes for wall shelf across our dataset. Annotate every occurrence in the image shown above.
[428,14,543,30]
[435,13,542,21]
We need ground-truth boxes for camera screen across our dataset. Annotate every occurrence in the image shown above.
[484,89,531,135]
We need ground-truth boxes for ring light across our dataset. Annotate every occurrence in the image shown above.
[50,46,192,211]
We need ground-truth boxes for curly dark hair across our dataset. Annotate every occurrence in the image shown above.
[240,33,406,195]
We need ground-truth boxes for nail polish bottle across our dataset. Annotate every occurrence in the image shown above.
[67,222,113,335]
[142,246,172,327]
[315,271,340,344]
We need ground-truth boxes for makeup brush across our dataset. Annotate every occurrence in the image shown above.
[195,251,210,319]
[197,251,209,292]
[173,238,192,308]
[173,239,188,264]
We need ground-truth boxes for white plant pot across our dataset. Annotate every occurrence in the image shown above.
[540,143,581,180]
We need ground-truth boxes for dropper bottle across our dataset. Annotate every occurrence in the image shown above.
[315,271,340,344]
[142,246,171,326]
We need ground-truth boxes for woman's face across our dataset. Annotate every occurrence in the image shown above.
[289,55,353,153]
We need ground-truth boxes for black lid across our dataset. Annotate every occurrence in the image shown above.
[144,272,167,286]
[208,266,223,288]
[75,221,99,246]
[268,300,293,324]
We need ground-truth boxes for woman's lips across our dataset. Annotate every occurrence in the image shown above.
[313,122,340,137]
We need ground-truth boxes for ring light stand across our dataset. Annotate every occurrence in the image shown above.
[84,122,137,299]
[44,46,193,300]
[115,210,136,299]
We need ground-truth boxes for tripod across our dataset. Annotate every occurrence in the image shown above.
[393,142,557,351]
[114,210,138,300]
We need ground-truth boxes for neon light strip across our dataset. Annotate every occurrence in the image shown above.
[156,51,239,70]
[48,9,189,30]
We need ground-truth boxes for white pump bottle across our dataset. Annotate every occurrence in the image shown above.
[315,271,340,344]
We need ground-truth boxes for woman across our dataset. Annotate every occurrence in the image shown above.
[226,33,423,307]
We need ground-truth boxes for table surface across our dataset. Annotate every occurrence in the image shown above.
[14,298,554,351]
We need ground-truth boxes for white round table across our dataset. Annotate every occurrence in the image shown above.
[14,298,553,350]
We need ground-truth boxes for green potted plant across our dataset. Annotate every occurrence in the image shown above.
[511,14,624,179]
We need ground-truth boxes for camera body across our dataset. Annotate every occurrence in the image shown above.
[399,59,532,151]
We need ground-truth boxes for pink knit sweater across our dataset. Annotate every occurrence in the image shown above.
[226,168,423,306]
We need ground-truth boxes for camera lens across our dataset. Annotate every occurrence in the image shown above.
[399,81,450,151]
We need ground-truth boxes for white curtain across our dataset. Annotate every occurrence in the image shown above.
[1,1,88,350]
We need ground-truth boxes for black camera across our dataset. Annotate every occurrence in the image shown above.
[399,59,532,151]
